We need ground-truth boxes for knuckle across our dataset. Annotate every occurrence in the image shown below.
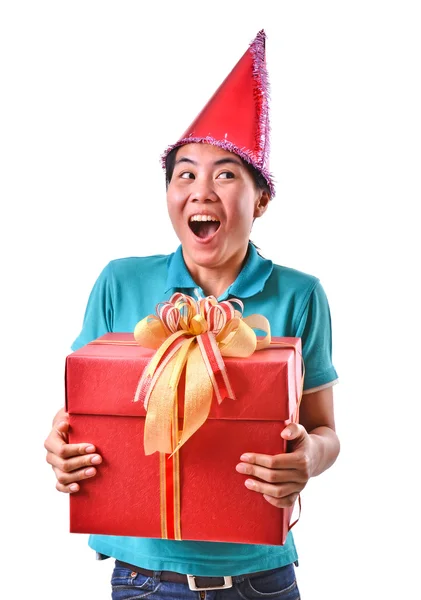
[299,454,311,476]
[60,460,73,473]
[266,456,276,469]
[267,470,278,483]
[274,487,283,498]
[55,481,68,494]
[286,494,298,507]
[56,445,68,460]
[56,473,68,485]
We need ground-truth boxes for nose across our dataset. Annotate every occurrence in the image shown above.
[190,178,218,203]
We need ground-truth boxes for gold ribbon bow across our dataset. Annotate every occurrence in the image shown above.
[133,292,270,455]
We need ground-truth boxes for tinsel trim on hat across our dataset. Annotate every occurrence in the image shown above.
[250,30,271,183]
[161,135,275,197]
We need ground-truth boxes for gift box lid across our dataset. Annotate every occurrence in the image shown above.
[66,333,302,421]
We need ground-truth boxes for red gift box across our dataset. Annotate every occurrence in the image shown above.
[66,332,302,545]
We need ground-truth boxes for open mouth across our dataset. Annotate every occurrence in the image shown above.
[189,215,221,240]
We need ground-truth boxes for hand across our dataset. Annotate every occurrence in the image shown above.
[44,407,102,493]
[235,423,313,508]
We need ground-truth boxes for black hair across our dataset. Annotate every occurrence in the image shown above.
[164,146,271,198]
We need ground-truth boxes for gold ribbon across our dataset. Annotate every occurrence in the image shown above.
[133,293,271,456]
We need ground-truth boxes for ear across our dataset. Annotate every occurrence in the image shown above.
[253,190,271,218]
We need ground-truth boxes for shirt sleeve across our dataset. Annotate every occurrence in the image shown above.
[295,281,338,392]
[71,262,114,351]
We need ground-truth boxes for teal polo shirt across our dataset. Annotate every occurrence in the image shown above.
[71,242,338,576]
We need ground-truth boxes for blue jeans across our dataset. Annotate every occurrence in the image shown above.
[111,562,300,600]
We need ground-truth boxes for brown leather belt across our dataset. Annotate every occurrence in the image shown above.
[116,560,277,590]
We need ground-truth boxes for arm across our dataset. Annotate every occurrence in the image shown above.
[299,386,340,478]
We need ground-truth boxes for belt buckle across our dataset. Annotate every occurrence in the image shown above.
[187,575,233,591]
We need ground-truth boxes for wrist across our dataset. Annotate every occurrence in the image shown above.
[308,427,340,477]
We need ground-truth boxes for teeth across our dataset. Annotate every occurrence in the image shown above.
[189,215,220,222]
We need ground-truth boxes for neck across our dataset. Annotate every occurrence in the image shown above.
[183,246,249,298]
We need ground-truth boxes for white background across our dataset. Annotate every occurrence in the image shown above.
[1,1,420,598]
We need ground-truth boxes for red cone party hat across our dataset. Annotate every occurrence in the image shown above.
[162,30,274,196]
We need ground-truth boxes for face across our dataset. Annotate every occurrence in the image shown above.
[166,143,269,272]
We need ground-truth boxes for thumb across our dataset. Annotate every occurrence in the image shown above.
[281,422,306,441]
[55,419,69,430]
[54,419,70,441]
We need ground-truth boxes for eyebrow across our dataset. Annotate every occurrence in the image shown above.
[175,156,243,167]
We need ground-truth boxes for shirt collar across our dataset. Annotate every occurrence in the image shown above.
[165,242,273,301]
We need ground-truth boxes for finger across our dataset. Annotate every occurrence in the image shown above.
[55,480,80,494]
[236,462,303,483]
[56,442,98,460]
[47,449,102,472]
[239,451,299,470]
[244,479,302,500]
[263,492,299,509]
[44,430,97,458]
[53,464,98,488]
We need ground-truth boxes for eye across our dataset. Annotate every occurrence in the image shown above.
[180,171,195,179]
[217,171,235,179]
